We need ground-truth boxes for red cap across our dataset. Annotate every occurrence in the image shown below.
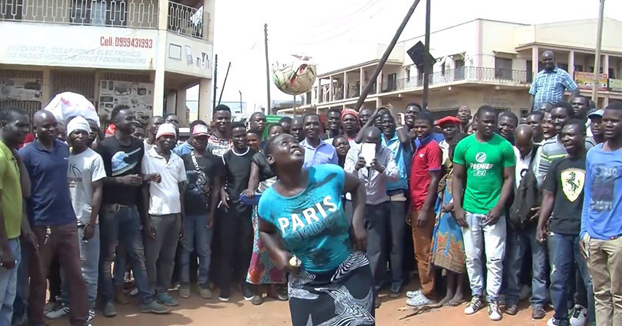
[437,116,461,127]
[341,108,359,122]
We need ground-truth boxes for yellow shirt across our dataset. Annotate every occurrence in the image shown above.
[0,141,22,239]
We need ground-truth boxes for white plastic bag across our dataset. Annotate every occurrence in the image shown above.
[43,92,100,127]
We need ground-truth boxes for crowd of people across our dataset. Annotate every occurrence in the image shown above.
[0,51,619,326]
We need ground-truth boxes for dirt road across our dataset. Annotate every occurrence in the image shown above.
[49,287,550,326]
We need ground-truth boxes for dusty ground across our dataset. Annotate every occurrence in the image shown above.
[49,285,550,326]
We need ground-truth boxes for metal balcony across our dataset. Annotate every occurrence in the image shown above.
[0,0,210,40]
[395,66,529,91]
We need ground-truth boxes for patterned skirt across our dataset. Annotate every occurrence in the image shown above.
[431,209,466,274]
[288,252,375,326]
[246,206,287,284]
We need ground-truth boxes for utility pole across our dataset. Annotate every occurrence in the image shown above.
[218,62,231,105]
[264,24,272,114]
[239,90,243,114]
[212,54,218,110]
[592,0,605,103]
[422,0,431,109]
[354,0,422,111]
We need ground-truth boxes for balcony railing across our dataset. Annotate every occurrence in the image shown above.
[0,0,211,40]
[396,66,528,91]
[167,2,208,40]
[0,0,157,29]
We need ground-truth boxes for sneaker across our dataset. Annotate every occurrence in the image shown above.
[488,300,502,321]
[102,301,117,318]
[505,304,518,315]
[405,293,434,307]
[548,317,570,326]
[465,296,485,315]
[45,303,69,319]
[179,284,191,299]
[114,286,130,305]
[570,305,587,326]
[390,282,401,298]
[532,305,547,319]
[242,284,254,301]
[139,301,170,314]
[251,295,263,306]
[87,309,95,323]
[199,283,213,299]
[219,288,230,302]
[156,292,179,307]
[406,289,423,299]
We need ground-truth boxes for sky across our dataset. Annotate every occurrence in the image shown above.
[188,0,622,112]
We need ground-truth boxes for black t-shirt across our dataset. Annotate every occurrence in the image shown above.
[96,136,144,205]
[181,151,224,215]
[543,156,586,235]
[222,147,257,201]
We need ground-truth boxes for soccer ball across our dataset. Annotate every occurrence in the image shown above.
[273,54,317,95]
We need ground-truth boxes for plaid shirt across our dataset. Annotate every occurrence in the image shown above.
[529,67,578,109]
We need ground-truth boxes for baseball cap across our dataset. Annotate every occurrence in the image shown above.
[436,116,461,127]
[588,109,604,119]
[192,124,209,137]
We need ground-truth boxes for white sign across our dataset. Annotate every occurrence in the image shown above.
[99,80,154,121]
[0,77,43,101]
[165,33,212,78]
[0,22,157,70]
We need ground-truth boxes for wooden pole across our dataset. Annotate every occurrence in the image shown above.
[218,62,231,105]
[422,0,431,109]
[592,0,605,102]
[264,24,272,114]
[353,0,422,111]
[212,54,218,109]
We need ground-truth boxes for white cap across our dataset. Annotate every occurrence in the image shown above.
[67,116,90,137]
[155,123,177,139]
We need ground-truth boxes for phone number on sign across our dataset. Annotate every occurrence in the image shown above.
[100,36,154,49]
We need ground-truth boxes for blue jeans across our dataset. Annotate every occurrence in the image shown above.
[61,225,100,309]
[99,205,152,304]
[0,238,20,326]
[549,232,595,324]
[13,240,28,324]
[462,212,506,301]
[506,224,548,307]
[179,214,213,285]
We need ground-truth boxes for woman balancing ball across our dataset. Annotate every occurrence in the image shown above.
[257,133,375,326]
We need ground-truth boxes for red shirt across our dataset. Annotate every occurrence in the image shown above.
[409,137,442,210]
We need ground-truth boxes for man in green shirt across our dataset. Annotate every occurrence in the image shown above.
[0,106,31,325]
[453,105,516,322]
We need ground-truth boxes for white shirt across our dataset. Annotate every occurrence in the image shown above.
[68,148,107,225]
[144,138,154,152]
[513,146,537,188]
[141,147,187,215]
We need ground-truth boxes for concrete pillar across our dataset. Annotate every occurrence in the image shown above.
[329,75,333,102]
[153,0,169,117]
[198,78,212,122]
[376,69,383,94]
[532,46,539,78]
[343,72,348,99]
[359,67,364,96]
[176,88,188,126]
[166,92,176,115]
[604,54,610,78]
[204,0,215,42]
[568,50,575,77]
[41,68,52,108]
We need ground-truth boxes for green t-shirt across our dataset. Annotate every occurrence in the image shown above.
[453,134,516,214]
[0,141,22,239]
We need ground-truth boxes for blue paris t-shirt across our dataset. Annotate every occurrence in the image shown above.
[258,164,353,273]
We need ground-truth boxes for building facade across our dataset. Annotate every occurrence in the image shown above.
[0,0,215,127]
[289,18,622,117]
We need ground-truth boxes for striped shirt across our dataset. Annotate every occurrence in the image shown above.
[529,67,578,110]
[535,135,595,186]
